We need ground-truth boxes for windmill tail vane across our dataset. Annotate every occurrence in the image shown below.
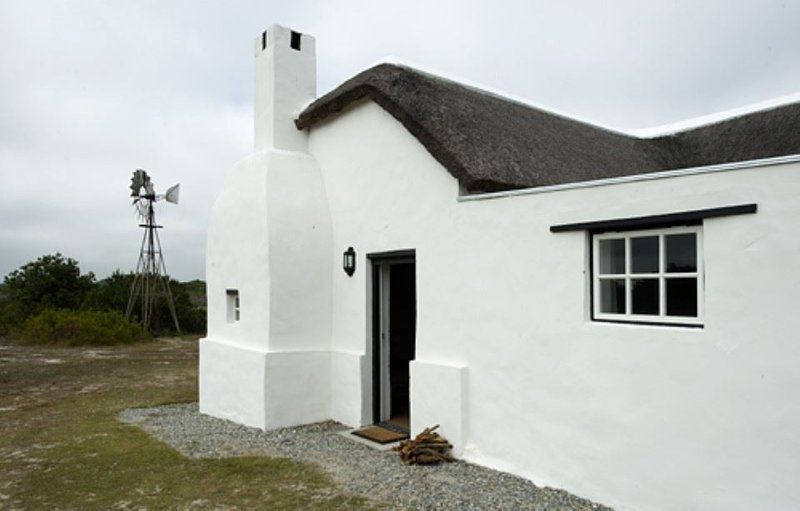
[126,169,181,334]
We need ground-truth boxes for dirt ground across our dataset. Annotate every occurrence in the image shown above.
[0,338,375,510]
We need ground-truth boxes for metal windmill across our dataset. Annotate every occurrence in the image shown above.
[126,169,181,333]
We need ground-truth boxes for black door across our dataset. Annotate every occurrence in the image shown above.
[388,262,415,426]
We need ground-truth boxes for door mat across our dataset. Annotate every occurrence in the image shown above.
[377,421,409,434]
[351,424,409,444]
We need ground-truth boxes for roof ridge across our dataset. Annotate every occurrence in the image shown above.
[297,62,800,192]
[641,92,800,138]
[370,62,640,140]
[342,60,800,140]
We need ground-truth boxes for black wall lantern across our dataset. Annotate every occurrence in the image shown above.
[343,246,356,277]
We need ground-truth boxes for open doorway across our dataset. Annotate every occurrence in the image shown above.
[371,253,416,431]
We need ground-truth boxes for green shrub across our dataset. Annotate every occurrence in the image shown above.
[3,253,95,318]
[17,309,150,346]
[83,271,207,335]
[0,297,26,336]
[0,254,207,338]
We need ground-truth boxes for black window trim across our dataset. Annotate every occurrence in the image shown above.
[550,203,757,234]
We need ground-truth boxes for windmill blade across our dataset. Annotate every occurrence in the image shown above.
[130,169,148,196]
[165,183,180,204]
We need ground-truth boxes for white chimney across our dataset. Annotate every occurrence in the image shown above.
[254,25,316,152]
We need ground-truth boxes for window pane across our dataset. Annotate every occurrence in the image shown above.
[666,233,697,273]
[226,290,239,323]
[631,236,659,273]
[631,278,659,315]
[666,278,697,317]
[599,239,625,274]
[599,279,626,314]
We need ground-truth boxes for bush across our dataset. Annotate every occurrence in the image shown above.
[83,271,206,336]
[0,254,207,338]
[3,253,95,318]
[17,309,150,346]
[81,270,132,313]
[0,297,26,336]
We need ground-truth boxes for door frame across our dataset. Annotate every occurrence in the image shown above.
[368,250,415,424]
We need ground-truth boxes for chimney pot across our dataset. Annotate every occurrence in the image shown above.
[253,25,316,152]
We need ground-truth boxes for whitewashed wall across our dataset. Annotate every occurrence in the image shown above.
[308,99,800,511]
[200,25,334,430]
[200,147,334,429]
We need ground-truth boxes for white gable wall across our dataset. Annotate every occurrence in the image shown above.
[308,99,800,510]
[308,100,462,427]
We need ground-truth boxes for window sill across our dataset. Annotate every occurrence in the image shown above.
[591,317,704,329]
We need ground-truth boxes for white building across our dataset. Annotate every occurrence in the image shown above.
[200,24,800,511]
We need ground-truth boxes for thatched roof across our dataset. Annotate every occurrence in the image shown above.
[296,64,800,193]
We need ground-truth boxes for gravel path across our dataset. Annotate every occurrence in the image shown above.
[119,404,610,510]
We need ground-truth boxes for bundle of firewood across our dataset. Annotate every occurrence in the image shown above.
[394,425,455,465]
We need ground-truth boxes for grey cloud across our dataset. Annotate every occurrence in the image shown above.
[1,0,798,280]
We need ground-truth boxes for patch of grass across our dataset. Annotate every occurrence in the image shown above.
[0,339,379,509]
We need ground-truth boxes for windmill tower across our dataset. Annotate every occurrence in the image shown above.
[126,169,181,333]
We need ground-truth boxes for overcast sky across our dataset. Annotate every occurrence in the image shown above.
[1,0,798,281]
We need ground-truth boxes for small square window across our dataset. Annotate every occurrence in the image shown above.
[226,290,240,323]
[593,225,703,326]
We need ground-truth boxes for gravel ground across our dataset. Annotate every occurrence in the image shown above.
[119,404,611,511]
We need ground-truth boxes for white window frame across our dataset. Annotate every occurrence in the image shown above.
[592,225,704,326]
[226,289,240,323]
